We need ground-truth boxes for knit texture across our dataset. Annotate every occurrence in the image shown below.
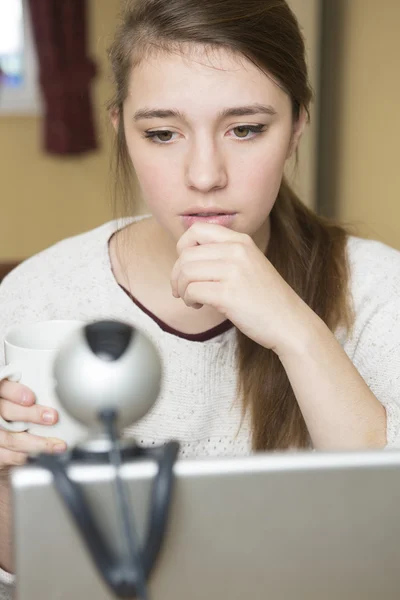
[1,215,400,597]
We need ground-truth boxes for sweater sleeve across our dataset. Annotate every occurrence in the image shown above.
[342,236,400,448]
[0,273,19,593]
[0,568,14,600]
[0,223,117,598]
[0,270,24,596]
[0,265,51,597]
[0,263,53,366]
[350,298,400,448]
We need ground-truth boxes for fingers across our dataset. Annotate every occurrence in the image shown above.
[171,241,248,298]
[182,281,220,310]
[0,384,67,468]
[0,398,59,426]
[174,260,223,301]
[176,222,248,255]
[0,380,35,406]
[0,448,28,467]
[0,430,66,465]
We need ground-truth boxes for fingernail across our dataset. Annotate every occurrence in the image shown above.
[53,444,67,453]
[42,411,55,424]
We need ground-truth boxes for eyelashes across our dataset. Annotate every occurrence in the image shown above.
[232,124,266,139]
[142,124,268,144]
[144,130,176,143]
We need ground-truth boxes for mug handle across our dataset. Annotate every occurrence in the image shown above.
[0,365,29,432]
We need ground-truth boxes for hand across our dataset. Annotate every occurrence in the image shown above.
[171,222,317,354]
[0,380,67,470]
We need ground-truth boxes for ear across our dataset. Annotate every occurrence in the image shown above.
[110,107,120,133]
[287,106,308,159]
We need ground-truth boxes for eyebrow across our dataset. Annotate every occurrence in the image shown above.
[133,103,277,122]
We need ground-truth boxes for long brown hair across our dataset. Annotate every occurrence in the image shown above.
[108,0,355,450]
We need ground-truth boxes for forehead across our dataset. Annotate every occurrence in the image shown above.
[127,44,290,113]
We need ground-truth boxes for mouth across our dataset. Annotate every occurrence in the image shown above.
[181,212,237,228]
[181,210,236,216]
[187,212,228,217]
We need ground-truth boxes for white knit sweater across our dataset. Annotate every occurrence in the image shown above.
[1,215,400,597]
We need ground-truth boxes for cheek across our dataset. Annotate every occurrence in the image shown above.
[127,143,179,206]
[233,141,289,201]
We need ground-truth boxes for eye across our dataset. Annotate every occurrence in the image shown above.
[143,130,177,143]
[230,124,266,140]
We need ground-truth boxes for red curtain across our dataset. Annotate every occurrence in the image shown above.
[27,0,98,155]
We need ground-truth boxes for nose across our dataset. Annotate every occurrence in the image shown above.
[185,138,228,193]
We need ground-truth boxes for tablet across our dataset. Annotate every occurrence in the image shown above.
[11,449,400,599]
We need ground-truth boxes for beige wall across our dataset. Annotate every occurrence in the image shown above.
[286,0,321,210]
[0,0,121,261]
[0,0,322,261]
[336,0,400,250]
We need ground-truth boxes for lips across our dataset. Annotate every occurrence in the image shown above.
[181,213,237,229]
[189,212,225,216]
[181,207,236,216]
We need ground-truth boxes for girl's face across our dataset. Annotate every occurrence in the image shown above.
[121,44,305,249]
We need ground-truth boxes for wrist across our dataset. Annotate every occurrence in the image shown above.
[274,309,329,363]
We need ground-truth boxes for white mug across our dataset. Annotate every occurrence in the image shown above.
[0,320,88,447]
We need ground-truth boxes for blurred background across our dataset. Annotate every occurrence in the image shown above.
[0,0,399,269]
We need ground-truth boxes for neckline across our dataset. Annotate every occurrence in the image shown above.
[119,284,234,341]
[103,216,235,342]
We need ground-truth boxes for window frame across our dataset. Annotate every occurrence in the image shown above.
[0,0,42,116]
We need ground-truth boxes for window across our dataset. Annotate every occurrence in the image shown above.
[0,0,41,115]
